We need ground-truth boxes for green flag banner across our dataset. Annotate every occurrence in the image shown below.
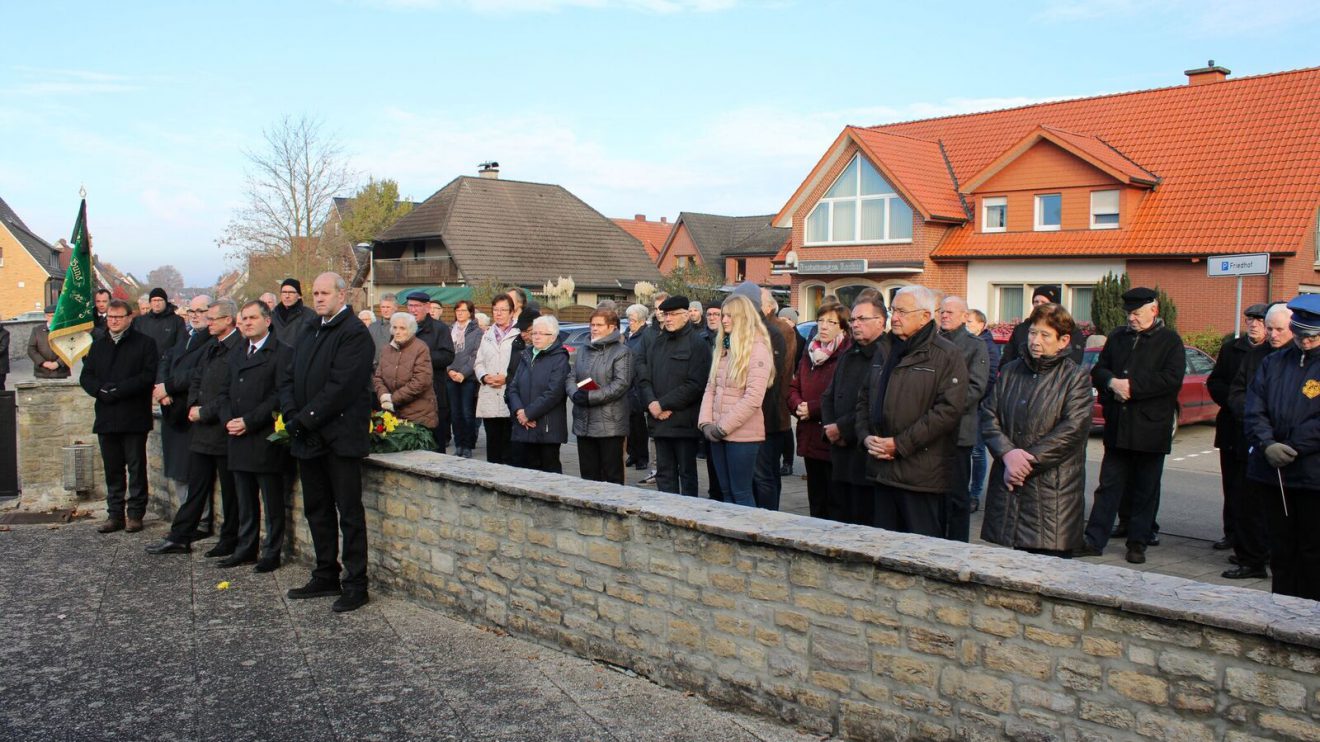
[48,199,96,367]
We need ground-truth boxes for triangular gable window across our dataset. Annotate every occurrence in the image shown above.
[805,154,913,245]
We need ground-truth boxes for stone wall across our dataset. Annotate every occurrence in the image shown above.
[15,379,105,509]
[3,319,45,363]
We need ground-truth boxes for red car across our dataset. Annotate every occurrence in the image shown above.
[1080,345,1219,436]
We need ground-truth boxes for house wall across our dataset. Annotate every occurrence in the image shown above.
[0,229,54,319]
[658,224,704,274]
[967,259,1126,324]
[975,142,1136,232]
[1127,260,1275,335]
[727,257,788,286]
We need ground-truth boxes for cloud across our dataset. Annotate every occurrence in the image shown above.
[2,66,137,96]
[1033,0,1320,35]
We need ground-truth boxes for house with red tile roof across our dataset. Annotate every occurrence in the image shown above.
[655,212,790,287]
[612,214,673,262]
[774,63,1320,334]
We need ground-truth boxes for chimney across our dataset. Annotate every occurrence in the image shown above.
[1184,60,1230,86]
[660,216,668,224]
[478,161,500,179]
[634,214,647,221]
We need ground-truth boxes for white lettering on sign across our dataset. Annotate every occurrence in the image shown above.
[1207,253,1270,277]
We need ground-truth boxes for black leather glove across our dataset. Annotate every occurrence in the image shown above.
[285,416,307,439]
[571,389,589,405]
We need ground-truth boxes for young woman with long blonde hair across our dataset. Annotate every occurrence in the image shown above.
[698,294,775,507]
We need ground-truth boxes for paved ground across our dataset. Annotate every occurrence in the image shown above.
[0,521,827,742]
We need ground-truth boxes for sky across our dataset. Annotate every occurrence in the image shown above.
[3,0,1319,286]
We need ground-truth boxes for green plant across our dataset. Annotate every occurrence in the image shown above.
[1182,328,1226,359]
[657,264,724,305]
[1154,286,1177,331]
[468,276,507,306]
[1091,271,1130,336]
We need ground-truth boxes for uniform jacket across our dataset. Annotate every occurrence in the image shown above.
[788,335,851,460]
[1244,343,1320,489]
[821,339,879,485]
[1207,334,1256,456]
[279,305,375,459]
[373,336,439,429]
[160,329,214,429]
[188,330,243,455]
[27,324,70,379]
[699,336,772,443]
[940,325,990,447]
[636,322,713,439]
[507,340,570,445]
[567,329,632,438]
[79,326,158,434]
[215,335,292,474]
[1090,320,1185,454]
[449,321,484,380]
[135,305,185,382]
[854,321,968,494]
[474,324,518,419]
[414,315,456,410]
[979,352,1092,552]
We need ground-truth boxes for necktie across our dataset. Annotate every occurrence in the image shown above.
[248,344,257,358]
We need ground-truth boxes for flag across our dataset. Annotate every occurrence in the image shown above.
[48,199,96,366]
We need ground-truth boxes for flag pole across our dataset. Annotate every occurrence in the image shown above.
[47,197,97,367]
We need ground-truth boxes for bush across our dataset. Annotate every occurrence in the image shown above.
[1183,328,1227,359]
[1155,286,1178,331]
[1091,271,1130,336]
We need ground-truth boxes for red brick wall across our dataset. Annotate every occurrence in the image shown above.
[975,142,1137,232]
[727,256,788,286]
[1127,260,1272,334]
[658,224,703,275]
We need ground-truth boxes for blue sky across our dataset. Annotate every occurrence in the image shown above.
[3,0,1318,286]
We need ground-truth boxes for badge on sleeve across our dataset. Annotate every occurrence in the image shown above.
[1304,380,1320,399]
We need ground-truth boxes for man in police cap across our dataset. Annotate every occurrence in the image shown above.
[1206,302,1268,557]
[1243,296,1320,600]
[1077,287,1184,564]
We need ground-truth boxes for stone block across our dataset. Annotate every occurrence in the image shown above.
[939,667,1013,712]
[810,632,868,672]
[1079,700,1136,730]
[1225,667,1307,710]
[1058,658,1102,692]
[1081,635,1123,657]
[1109,670,1170,705]
[908,627,959,659]
[1023,625,1075,648]
[984,641,1052,680]
[874,651,938,688]
[983,589,1043,615]
[840,699,911,741]
[1257,714,1320,742]
[1157,650,1218,682]
[1134,712,1216,742]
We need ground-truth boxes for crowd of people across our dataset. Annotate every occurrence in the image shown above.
[68,273,1320,609]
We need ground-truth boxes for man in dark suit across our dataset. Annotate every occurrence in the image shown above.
[79,299,159,533]
[279,272,375,612]
[154,294,214,521]
[405,291,455,453]
[92,288,111,339]
[217,300,292,573]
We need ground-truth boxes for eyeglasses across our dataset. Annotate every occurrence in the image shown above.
[106,314,130,320]
[529,331,554,337]
[207,315,231,322]
[817,319,841,327]
[186,309,206,314]
[891,307,926,317]
[850,316,883,324]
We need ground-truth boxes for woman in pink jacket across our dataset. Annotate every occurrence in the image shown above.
[699,294,775,507]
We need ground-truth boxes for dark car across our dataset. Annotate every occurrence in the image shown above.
[1080,345,1218,436]
[559,319,634,364]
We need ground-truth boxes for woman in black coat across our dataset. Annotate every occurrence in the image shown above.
[506,315,570,474]
[980,304,1093,557]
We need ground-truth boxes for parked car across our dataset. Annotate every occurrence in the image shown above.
[1080,345,1218,436]
[558,318,634,364]
[796,320,817,344]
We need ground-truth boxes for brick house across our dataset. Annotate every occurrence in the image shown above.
[774,64,1320,334]
[655,211,790,287]
[611,214,672,262]
[0,196,63,319]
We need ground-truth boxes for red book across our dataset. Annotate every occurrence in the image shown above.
[577,378,600,391]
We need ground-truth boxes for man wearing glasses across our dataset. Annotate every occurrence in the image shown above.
[155,295,215,523]
[80,299,161,534]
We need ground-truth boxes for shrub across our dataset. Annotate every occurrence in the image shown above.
[1183,328,1227,359]
[1091,271,1130,336]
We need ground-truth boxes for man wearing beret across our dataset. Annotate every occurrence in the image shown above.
[273,278,317,344]
[636,294,713,496]
[1206,303,1268,562]
[1077,287,1184,563]
[1000,285,1085,368]
[1243,296,1320,600]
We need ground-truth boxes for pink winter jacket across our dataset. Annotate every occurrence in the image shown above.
[698,337,772,443]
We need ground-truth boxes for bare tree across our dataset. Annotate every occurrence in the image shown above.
[146,264,185,292]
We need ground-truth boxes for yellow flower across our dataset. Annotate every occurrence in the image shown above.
[274,413,285,433]
[216,581,231,590]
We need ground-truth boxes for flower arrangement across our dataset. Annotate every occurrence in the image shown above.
[267,411,436,453]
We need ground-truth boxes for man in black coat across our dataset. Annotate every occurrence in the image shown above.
[136,287,186,382]
[1078,287,1185,564]
[821,295,887,526]
[92,288,111,339]
[999,285,1085,367]
[636,295,712,497]
[279,272,375,612]
[0,322,8,390]
[217,300,292,572]
[154,294,214,515]
[1206,303,1267,556]
[937,295,990,542]
[146,300,242,557]
[405,292,456,452]
[79,299,159,533]
[272,277,317,344]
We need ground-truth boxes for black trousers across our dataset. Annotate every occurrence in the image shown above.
[1233,480,1273,569]
[299,454,368,592]
[99,432,149,520]
[1263,483,1320,601]
[1085,447,1165,550]
[168,451,237,545]
[1220,449,1244,545]
[483,417,512,465]
[626,411,649,467]
[578,436,624,484]
[654,437,699,496]
[804,458,832,519]
[705,448,725,501]
[752,433,784,510]
[838,482,875,526]
[232,470,286,561]
[873,483,942,537]
[943,445,973,542]
[517,443,561,474]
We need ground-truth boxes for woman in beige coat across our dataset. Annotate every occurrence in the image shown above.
[373,313,439,429]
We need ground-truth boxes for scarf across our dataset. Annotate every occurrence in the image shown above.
[452,320,468,351]
[807,334,842,367]
[492,322,514,344]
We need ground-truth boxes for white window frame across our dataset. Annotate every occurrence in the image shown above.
[804,154,914,246]
[1034,193,1062,232]
[982,196,1007,233]
[1090,190,1120,230]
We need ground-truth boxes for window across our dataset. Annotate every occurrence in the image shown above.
[982,197,1007,233]
[804,155,914,245]
[1034,194,1061,231]
[1091,190,1119,229]
[734,258,747,281]
[1070,286,1094,326]
[1185,348,1215,376]
[996,285,1025,323]
[677,255,696,269]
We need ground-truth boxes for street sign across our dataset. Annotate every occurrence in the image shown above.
[1207,253,1270,277]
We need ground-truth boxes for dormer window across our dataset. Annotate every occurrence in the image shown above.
[805,155,913,245]
[1091,190,1120,229]
[982,197,1007,233]
[1034,193,1062,231]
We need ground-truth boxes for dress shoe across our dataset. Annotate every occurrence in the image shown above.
[633,461,649,471]
[1212,537,1233,551]
[640,470,657,485]
[1222,565,1267,579]
[145,539,191,555]
[1111,523,1128,539]
[190,528,213,541]
[461,448,473,459]
[1073,541,1103,558]
[625,456,636,468]
[253,558,281,573]
[332,591,369,613]
[287,579,342,600]
[125,517,144,533]
[204,543,236,558]
[217,554,257,569]
[779,463,793,476]
[1125,543,1147,564]
[98,519,125,534]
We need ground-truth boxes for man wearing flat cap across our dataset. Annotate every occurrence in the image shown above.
[1243,295,1320,600]
[1077,287,1184,564]
[273,278,317,344]
[1001,285,1085,367]
[1206,302,1268,564]
[636,294,712,496]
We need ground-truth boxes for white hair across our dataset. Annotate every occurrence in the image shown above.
[625,303,649,323]
[475,312,490,329]
[1266,303,1293,324]
[391,311,418,334]
[896,285,938,314]
[359,309,376,322]
[532,314,559,336]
